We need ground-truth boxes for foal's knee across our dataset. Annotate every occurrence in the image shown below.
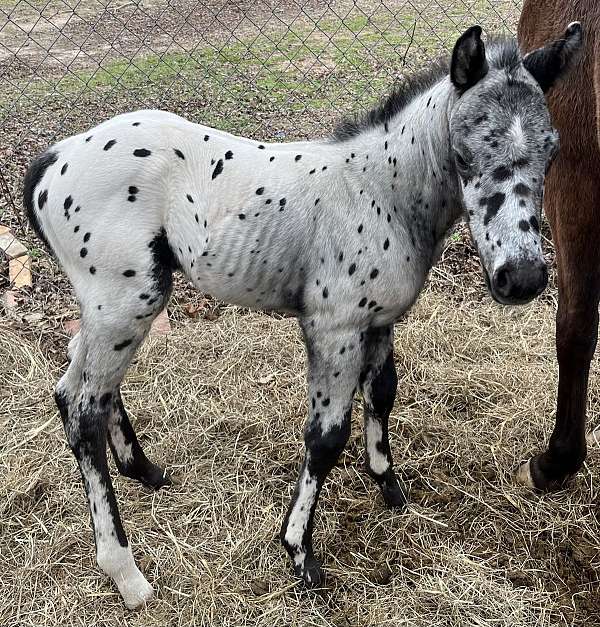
[305,415,351,476]
[368,353,397,416]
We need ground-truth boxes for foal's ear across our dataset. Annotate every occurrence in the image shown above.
[450,25,489,92]
[522,22,583,93]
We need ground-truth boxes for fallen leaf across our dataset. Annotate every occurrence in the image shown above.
[151,308,171,335]
[64,319,81,336]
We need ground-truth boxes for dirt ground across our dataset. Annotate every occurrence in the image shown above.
[4,1,600,626]
[0,0,328,77]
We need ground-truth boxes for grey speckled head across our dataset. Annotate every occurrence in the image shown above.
[448,23,582,304]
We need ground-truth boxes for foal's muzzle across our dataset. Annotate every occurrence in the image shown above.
[490,260,548,305]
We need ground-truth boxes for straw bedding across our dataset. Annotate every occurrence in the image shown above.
[2,252,600,626]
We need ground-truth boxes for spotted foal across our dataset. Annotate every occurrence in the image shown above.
[24,25,581,607]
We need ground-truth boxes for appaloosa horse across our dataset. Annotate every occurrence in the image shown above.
[24,25,580,608]
[517,2,600,491]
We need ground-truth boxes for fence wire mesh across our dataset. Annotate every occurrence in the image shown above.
[0,0,521,296]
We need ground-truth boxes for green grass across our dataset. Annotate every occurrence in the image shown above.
[1,7,452,118]
[1,2,517,141]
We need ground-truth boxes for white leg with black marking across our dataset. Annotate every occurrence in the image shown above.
[54,238,173,609]
[283,461,319,576]
[56,318,156,609]
[281,320,364,587]
[365,419,390,475]
[80,457,153,609]
[107,391,171,489]
[361,326,406,508]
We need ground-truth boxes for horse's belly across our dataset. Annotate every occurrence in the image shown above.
[169,212,307,314]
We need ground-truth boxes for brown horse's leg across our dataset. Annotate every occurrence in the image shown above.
[518,163,600,490]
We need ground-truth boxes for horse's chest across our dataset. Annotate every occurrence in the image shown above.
[371,257,429,323]
[307,236,429,326]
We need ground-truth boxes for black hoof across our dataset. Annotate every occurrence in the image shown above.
[121,458,171,490]
[294,555,325,589]
[368,467,408,510]
[139,462,172,490]
[381,476,408,510]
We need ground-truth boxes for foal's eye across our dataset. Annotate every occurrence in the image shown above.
[454,150,471,172]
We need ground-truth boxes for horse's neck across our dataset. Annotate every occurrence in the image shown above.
[346,77,462,259]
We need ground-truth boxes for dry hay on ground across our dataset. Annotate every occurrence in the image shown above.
[0,1,584,624]
[2,283,600,626]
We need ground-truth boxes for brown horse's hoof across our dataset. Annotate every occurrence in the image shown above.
[515,457,575,492]
[515,459,536,489]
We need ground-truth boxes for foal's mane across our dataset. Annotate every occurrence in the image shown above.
[331,36,522,142]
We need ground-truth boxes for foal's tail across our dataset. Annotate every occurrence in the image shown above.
[23,150,58,253]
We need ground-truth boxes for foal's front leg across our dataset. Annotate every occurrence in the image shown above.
[281,322,364,587]
[361,325,407,508]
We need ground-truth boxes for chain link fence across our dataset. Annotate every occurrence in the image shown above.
[0,0,521,299]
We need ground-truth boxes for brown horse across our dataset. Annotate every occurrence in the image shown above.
[517,1,600,490]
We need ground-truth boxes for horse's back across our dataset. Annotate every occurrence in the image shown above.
[23,109,320,313]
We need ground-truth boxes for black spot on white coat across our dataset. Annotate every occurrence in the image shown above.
[212,159,224,179]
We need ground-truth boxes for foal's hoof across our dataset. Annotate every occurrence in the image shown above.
[295,556,325,589]
[101,546,154,610]
[515,457,574,493]
[119,570,154,610]
[138,462,172,490]
[381,475,408,510]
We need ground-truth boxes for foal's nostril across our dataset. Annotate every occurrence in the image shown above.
[495,267,509,291]
[491,261,547,303]
[492,263,513,298]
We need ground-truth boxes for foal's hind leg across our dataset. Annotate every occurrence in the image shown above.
[107,390,171,489]
[58,317,156,608]
[57,247,172,608]
[360,325,407,508]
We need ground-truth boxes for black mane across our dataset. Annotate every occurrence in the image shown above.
[331,36,521,142]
